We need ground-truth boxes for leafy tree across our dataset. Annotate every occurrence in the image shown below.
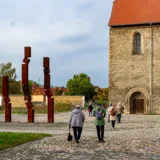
[66,73,96,101]
[54,87,64,95]
[28,80,40,94]
[0,62,17,80]
[93,88,109,101]
[9,81,22,94]
[0,62,21,94]
[103,88,109,100]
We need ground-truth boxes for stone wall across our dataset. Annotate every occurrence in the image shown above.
[152,26,160,114]
[51,96,85,107]
[109,25,160,114]
[0,95,85,108]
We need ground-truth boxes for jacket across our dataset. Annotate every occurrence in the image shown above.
[108,106,117,121]
[116,103,124,114]
[69,109,85,128]
[92,106,106,126]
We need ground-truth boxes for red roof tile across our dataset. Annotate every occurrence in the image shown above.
[109,0,160,26]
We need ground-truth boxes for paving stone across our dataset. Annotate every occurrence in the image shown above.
[0,112,160,159]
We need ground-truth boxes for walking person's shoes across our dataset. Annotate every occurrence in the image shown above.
[76,140,79,144]
[101,140,105,143]
[98,139,105,143]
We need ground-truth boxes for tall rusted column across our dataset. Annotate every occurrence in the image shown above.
[2,76,11,122]
[22,47,34,123]
[43,57,54,123]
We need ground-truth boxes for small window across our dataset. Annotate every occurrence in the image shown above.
[133,32,141,54]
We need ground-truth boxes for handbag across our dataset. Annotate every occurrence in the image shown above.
[67,125,73,141]
[67,132,73,141]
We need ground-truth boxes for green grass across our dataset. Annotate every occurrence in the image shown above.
[0,108,27,114]
[0,132,51,151]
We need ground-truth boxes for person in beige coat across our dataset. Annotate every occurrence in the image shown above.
[116,103,124,123]
[107,103,112,122]
[108,104,117,129]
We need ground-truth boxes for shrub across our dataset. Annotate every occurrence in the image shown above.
[33,100,73,113]
[0,101,73,114]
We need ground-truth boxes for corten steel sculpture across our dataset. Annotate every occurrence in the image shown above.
[2,76,11,122]
[22,47,34,123]
[43,57,54,123]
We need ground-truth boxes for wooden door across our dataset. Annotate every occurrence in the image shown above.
[131,99,144,114]
[131,99,137,114]
[138,99,144,114]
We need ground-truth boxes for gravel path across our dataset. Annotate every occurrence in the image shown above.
[0,111,160,160]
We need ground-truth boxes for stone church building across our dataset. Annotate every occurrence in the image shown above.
[108,0,160,114]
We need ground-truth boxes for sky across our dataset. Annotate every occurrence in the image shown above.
[0,0,114,88]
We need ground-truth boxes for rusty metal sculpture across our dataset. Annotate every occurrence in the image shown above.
[43,57,54,123]
[22,47,34,123]
[2,76,12,122]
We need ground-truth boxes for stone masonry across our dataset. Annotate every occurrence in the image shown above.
[109,25,160,114]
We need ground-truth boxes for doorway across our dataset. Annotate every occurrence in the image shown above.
[130,92,145,114]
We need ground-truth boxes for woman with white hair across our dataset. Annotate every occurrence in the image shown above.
[69,105,85,143]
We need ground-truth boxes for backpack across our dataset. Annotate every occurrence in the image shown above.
[110,108,116,116]
[95,108,103,120]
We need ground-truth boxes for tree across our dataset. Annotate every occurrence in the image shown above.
[0,62,17,80]
[66,73,96,101]
[0,62,21,94]
[28,80,40,94]
[54,87,64,95]
[9,80,22,94]
[93,88,109,102]
[103,88,109,100]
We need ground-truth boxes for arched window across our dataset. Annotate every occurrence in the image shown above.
[134,32,141,54]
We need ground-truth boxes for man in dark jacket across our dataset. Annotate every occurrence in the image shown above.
[88,104,93,116]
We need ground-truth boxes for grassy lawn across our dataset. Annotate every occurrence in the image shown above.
[0,132,51,151]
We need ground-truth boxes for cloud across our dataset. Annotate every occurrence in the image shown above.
[0,0,114,87]
[56,33,91,44]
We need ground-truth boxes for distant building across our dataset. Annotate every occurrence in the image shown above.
[108,0,160,114]
[32,84,67,96]
[93,86,100,92]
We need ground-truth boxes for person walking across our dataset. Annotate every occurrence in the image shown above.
[88,104,93,117]
[107,103,112,122]
[92,103,106,143]
[108,104,117,129]
[116,103,124,123]
[69,105,85,143]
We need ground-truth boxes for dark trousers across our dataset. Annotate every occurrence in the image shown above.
[72,127,82,141]
[96,125,104,141]
[117,114,121,123]
[89,111,92,117]
[108,114,110,122]
[111,120,116,128]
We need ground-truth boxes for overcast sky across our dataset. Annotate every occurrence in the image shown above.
[0,0,113,88]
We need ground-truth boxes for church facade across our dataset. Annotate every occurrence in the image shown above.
[108,0,160,114]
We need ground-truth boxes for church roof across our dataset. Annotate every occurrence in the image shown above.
[108,0,160,26]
